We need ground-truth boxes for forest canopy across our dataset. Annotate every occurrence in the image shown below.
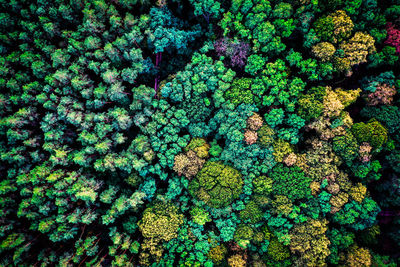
[0,0,400,266]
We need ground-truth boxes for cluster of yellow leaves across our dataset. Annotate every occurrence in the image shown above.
[289,219,331,266]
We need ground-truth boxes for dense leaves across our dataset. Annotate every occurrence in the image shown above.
[0,0,399,266]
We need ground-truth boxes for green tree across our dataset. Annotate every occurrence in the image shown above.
[268,164,312,201]
[189,161,243,208]
[314,10,354,44]
[333,132,359,166]
[351,119,388,150]
[240,200,263,224]
[138,201,184,242]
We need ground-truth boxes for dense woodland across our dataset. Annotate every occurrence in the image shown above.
[0,0,400,266]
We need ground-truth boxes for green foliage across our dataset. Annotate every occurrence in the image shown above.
[297,86,327,121]
[161,53,233,104]
[190,207,211,226]
[220,0,294,55]
[327,227,355,264]
[15,164,101,242]
[148,8,201,53]
[268,164,312,201]
[240,200,263,223]
[351,119,388,150]
[139,201,184,242]
[333,132,359,166]
[333,197,380,231]
[224,78,260,107]
[266,237,290,262]
[234,224,254,248]
[189,0,223,21]
[265,108,285,128]
[245,54,267,75]
[314,10,354,44]
[273,139,293,162]
[359,225,380,246]
[253,176,273,195]
[371,253,397,267]
[209,140,223,157]
[0,0,397,265]
[189,161,243,208]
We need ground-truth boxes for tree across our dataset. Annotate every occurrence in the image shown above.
[234,224,254,248]
[240,201,263,224]
[189,161,243,208]
[247,113,263,131]
[365,83,396,106]
[190,207,211,226]
[147,7,201,54]
[189,0,223,23]
[338,32,376,70]
[219,0,292,55]
[314,10,354,44]
[333,198,380,231]
[346,245,372,267]
[208,245,227,264]
[215,38,250,68]
[228,254,246,267]
[244,130,258,145]
[289,219,331,266]
[351,119,388,150]
[138,201,184,263]
[273,139,293,163]
[224,78,259,107]
[268,164,312,201]
[327,227,355,264]
[385,22,400,54]
[333,132,359,166]
[245,54,267,75]
[257,125,275,147]
[312,42,336,62]
[266,236,291,262]
[173,150,205,179]
[253,176,273,195]
[297,86,326,121]
[139,201,183,242]
[0,0,397,265]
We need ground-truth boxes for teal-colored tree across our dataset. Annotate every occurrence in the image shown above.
[333,197,380,231]
[147,7,201,54]
[189,0,223,23]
